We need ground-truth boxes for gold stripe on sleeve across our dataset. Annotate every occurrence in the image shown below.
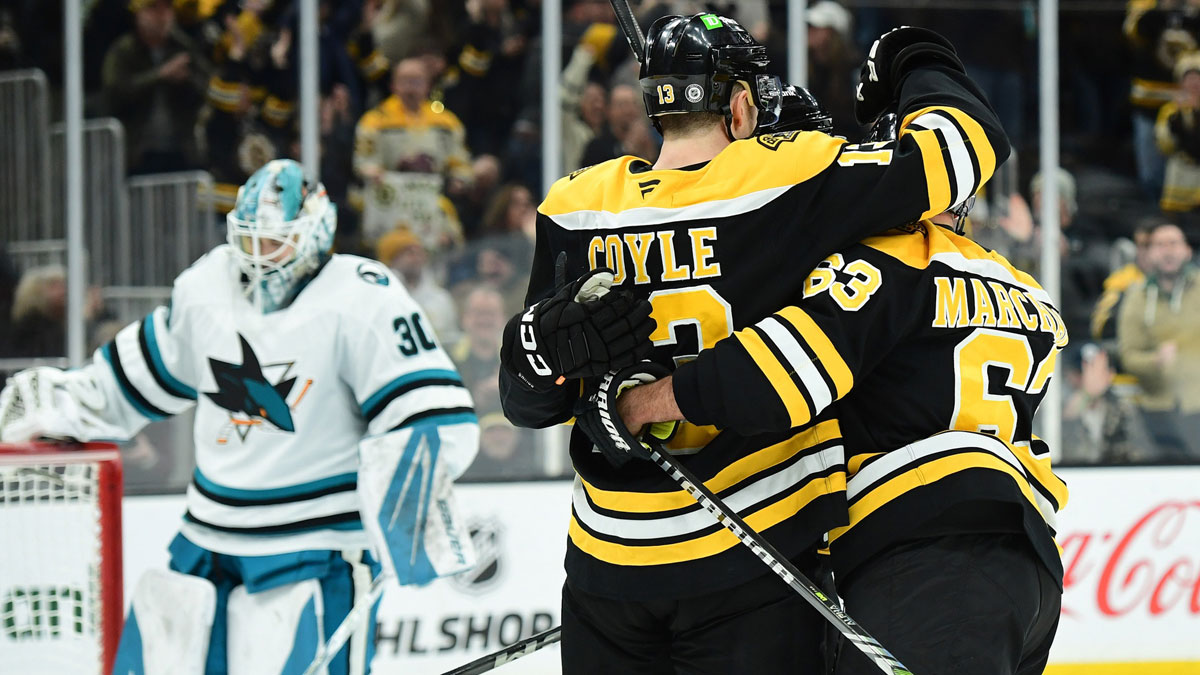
[734,329,812,428]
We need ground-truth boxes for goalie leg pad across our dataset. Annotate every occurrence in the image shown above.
[111,569,216,675]
[226,579,325,675]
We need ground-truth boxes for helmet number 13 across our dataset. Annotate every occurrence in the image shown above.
[657,84,675,105]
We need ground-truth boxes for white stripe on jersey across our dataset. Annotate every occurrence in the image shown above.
[847,431,1059,530]
[756,317,834,414]
[546,184,794,231]
[927,252,1055,306]
[572,444,843,540]
[185,484,361,529]
[910,112,976,208]
[847,431,1026,501]
[179,522,370,557]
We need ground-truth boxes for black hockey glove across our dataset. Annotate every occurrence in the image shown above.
[574,361,678,468]
[854,26,965,126]
[501,268,655,390]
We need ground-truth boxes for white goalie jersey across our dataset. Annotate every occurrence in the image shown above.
[16,246,479,558]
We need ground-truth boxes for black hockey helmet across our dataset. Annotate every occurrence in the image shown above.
[639,13,782,133]
[864,111,898,144]
[865,111,975,233]
[755,84,834,135]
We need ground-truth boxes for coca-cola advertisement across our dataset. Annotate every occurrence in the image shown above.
[1050,467,1200,669]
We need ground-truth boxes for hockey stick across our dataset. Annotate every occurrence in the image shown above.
[646,443,914,675]
[608,0,645,63]
[302,573,390,675]
[440,626,563,675]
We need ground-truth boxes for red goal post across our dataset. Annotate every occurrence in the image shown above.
[0,442,123,674]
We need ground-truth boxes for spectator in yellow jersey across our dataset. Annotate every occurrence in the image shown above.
[1157,50,1200,218]
[1125,0,1200,199]
[354,57,473,192]
[1092,218,1155,341]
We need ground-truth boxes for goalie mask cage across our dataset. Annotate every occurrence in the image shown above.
[0,442,123,674]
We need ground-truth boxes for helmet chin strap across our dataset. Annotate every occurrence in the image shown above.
[723,114,736,142]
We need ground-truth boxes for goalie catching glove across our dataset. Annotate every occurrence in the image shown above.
[855,26,964,125]
[0,367,126,442]
[502,267,655,390]
[574,361,678,468]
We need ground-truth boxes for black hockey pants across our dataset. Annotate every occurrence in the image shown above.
[560,549,828,674]
[830,533,1061,675]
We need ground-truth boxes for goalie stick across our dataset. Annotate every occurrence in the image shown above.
[440,626,562,675]
[646,443,914,675]
[302,573,390,675]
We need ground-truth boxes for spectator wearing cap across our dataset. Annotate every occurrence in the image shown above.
[805,1,859,138]
[1117,220,1200,459]
[1157,50,1200,222]
[102,0,209,174]
[377,227,460,344]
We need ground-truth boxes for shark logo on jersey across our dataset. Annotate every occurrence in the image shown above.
[205,334,313,442]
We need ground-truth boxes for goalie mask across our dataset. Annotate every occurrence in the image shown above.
[640,13,783,137]
[227,159,336,313]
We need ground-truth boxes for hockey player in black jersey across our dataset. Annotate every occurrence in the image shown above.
[598,33,1068,675]
[499,16,1010,674]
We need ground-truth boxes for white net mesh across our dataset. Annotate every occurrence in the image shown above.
[0,456,107,674]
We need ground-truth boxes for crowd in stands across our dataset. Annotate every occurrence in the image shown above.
[3,0,1200,482]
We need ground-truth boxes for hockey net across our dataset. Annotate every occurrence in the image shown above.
[0,442,123,674]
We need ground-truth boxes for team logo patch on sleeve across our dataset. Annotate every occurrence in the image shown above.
[756,130,802,151]
[568,165,598,180]
[357,262,390,286]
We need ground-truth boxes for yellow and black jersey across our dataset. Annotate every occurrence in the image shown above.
[1091,262,1145,340]
[675,222,1069,583]
[500,64,1010,600]
[353,97,472,183]
[1124,0,1181,112]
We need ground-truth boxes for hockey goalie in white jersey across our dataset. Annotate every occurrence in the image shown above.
[0,159,480,675]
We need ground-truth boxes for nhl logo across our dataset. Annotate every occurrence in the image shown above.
[448,518,503,594]
[684,84,704,103]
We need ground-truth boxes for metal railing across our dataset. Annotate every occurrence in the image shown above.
[6,239,68,274]
[126,172,221,287]
[101,286,172,327]
[49,119,129,287]
[0,69,52,242]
